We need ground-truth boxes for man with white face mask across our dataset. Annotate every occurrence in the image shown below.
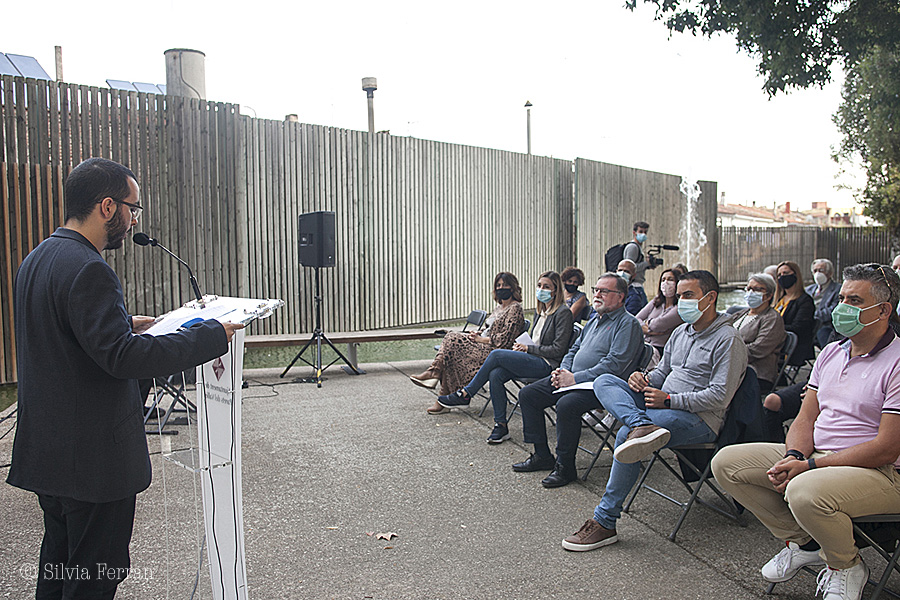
[712,263,900,600]
[806,258,841,347]
[561,270,748,552]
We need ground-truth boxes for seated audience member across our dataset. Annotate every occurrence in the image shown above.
[511,273,643,488]
[635,268,683,356]
[728,273,786,393]
[764,264,779,281]
[711,263,900,600]
[806,258,841,347]
[560,270,748,551]
[774,261,816,366]
[411,272,525,414]
[617,259,647,315]
[437,271,574,443]
[671,262,688,277]
[761,381,806,443]
[561,266,591,323]
[894,255,900,315]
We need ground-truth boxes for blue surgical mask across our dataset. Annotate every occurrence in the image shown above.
[635,233,647,243]
[831,302,882,338]
[678,292,710,324]
[744,290,765,309]
[536,288,553,304]
[616,271,632,284]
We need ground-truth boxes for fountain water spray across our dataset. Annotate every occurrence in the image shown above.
[678,176,708,269]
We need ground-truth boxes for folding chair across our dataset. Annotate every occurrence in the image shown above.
[765,514,900,599]
[578,342,655,481]
[767,331,798,395]
[434,309,488,350]
[622,367,759,541]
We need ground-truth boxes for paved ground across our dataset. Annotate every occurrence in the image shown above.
[0,360,896,599]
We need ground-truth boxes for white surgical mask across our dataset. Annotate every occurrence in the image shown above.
[813,271,828,286]
[617,271,632,284]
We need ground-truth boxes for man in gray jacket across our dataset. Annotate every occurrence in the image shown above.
[512,273,644,488]
[561,270,748,551]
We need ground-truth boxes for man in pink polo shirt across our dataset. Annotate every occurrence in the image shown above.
[712,263,900,600]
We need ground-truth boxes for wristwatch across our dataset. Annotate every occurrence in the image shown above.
[784,449,806,461]
[664,394,671,408]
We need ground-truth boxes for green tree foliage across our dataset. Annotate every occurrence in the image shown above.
[833,46,900,231]
[627,0,900,96]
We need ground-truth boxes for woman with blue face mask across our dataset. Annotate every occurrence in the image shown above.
[727,273,786,393]
[434,271,575,443]
[773,260,817,366]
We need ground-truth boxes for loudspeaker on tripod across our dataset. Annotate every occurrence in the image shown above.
[298,211,336,268]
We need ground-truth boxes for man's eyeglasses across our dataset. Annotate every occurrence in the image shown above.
[591,287,623,296]
[115,199,142,220]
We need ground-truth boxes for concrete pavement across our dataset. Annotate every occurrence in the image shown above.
[1,360,894,599]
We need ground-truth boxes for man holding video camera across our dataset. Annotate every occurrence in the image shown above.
[623,221,652,285]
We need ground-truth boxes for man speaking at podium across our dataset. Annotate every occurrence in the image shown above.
[7,158,243,599]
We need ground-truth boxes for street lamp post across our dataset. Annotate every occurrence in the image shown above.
[524,101,532,155]
[362,77,377,135]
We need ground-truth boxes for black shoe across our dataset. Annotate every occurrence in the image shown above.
[512,453,556,472]
[487,423,510,444]
[437,389,471,408]
[541,463,577,488]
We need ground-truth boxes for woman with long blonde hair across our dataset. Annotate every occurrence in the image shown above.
[434,271,574,444]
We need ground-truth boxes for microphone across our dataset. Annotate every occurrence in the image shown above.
[132,233,203,303]
[661,244,680,251]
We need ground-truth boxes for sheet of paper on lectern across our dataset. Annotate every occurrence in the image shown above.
[143,296,283,337]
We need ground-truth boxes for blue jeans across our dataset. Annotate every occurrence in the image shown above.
[591,373,716,530]
[464,349,553,423]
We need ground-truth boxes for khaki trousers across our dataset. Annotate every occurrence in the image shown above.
[711,442,900,569]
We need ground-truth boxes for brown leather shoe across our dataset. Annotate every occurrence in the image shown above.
[426,402,450,415]
[562,519,618,551]
[613,424,670,464]
[410,368,441,389]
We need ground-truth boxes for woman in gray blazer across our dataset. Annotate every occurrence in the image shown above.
[437,271,575,443]
[728,273,786,392]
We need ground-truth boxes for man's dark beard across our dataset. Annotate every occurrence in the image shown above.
[103,207,129,250]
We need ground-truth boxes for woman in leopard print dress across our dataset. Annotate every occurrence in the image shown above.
[410,272,525,414]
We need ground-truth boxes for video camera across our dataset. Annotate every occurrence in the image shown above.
[647,244,680,269]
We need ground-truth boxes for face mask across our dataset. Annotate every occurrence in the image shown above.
[778,273,797,290]
[617,271,632,284]
[678,292,710,324]
[564,283,578,294]
[744,290,765,309]
[536,288,553,304]
[660,280,676,298]
[635,233,647,243]
[496,288,513,301]
[813,271,828,286]
[831,302,882,337]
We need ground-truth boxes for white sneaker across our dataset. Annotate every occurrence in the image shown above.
[760,541,826,582]
[815,561,868,600]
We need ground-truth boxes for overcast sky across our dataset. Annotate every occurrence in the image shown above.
[3,0,864,212]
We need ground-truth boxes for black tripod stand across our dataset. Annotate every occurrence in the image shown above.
[280,266,360,387]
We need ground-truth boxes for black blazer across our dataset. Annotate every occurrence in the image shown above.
[526,306,575,368]
[781,292,816,365]
[8,229,228,503]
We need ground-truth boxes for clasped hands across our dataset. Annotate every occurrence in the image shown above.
[766,457,812,494]
[627,371,668,408]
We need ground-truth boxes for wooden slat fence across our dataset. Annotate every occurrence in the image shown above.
[1,74,723,384]
[718,226,895,285]
[574,158,718,295]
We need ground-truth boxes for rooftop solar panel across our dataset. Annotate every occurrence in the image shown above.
[0,53,20,76]
[106,79,138,91]
[6,54,51,80]
[133,82,164,94]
